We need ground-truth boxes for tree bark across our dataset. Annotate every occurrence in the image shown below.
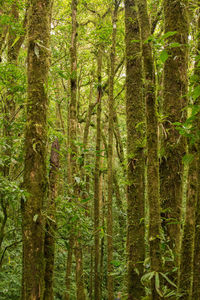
[160,0,189,265]
[125,1,145,298]
[191,4,200,298]
[44,138,60,300]
[107,3,119,299]
[65,1,86,299]
[21,0,51,299]
[94,50,102,300]
[136,0,162,299]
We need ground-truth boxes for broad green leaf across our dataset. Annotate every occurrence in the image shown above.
[193,86,200,100]
[160,50,168,63]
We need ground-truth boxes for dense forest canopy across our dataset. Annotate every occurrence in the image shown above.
[0,0,200,299]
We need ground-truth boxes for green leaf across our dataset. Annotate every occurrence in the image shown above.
[11,36,20,48]
[160,50,169,63]
[169,42,181,48]
[161,31,177,40]
[57,70,69,80]
[131,39,140,43]
[144,35,154,44]
[160,272,177,288]
[193,86,200,100]
[111,260,121,267]
[141,271,155,283]
[134,267,139,276]
[182,154,194,165]
[155,272,163,297]
[33,214,38,222]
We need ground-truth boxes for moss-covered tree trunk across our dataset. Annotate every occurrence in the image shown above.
[113,170,125,249]
[21,0,51,299]
[125,0,145,298]
[191,5,200,298]
[113,109,125,171]
[178,156,197,299]
[136,0,162,299]
[66,1,86,299]
[160,0,189,266]
[64,238,74,300]
[106,3,119,299]
[94,50,102,300]
[44,138,60,300]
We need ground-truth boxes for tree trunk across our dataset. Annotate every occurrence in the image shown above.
[160,0,189,266]
[191,4,200,298]
[125,1,145,298]
[136,0,162,299]
[21,0,51,299]
[44,138,60,300]
[94,50,102,300]
[66,1,86,299]
[178,153,197,299]
[64,238,74,300]
[113,170,125,250]
[106,3,119,299]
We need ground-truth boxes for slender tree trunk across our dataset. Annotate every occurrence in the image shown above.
[21,0,51,299]
[125,1,145,298]
[106,3,119,299]
[89,246,93,299]
[113,109,125,170]
[75,240,86,300]
[136,0,162,299]
[113,170,125,249]
[66,1,86,299]
[178,155,197,299]
[64,238,74,300]
[100,173,105,300]
[94,50,102,300]
[160,0,189,266]
[191,5,200,298]
[44,138,60,300]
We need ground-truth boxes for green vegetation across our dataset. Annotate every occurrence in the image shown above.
[0,0,200,299]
